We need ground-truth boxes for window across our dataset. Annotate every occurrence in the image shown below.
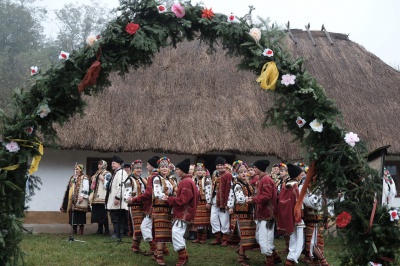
[384,161,400,197]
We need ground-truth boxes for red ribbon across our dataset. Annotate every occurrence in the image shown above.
[78,60,102,94]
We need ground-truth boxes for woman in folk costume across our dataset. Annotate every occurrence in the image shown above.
[125,160,147,253]
[163,158,198,266]
[152,156,178,266]
[192,163,212,244]
[90,160,111,235]
[297,163,329,266]
[382,168,397,208]
[270,163,280,184]
[227,162,259,266]
[277,164,306,266]
[60,164,90,234]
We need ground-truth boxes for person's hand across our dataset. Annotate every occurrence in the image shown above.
[59,206,65,213]
[206,203,211,210]
[162,195,168,201]
[225,205,229,210]
[127,196,132,203]
[229,208,234,214]
[246,197,253,203]
[114,199,120,206]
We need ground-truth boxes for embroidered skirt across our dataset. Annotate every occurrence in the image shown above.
[130,204,144,237]
[235,213,258,250]
[152,206,172,243]
[193,199,210,229]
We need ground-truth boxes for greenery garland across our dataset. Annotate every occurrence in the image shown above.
[0,0,399,264]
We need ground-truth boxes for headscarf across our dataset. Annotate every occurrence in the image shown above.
[99,160,107,170]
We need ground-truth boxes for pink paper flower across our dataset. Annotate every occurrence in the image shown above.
[344,132,360,147]
[310,119,323,132]
[59,51,69,60]
[262,48,273,57]
[157,5,167,13]
[5,141,20,153]
[296,116,306,128]
[30,66,38,75]
[281,74,296,86]
[171,3,185,18]
[389,210,399,221]
[249,28,261,42]
[86,35,98,46]
[227,13,238,23]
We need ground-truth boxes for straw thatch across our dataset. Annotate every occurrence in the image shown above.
[56,30,400,160]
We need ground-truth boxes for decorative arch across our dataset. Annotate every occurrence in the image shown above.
[0,0,399,264]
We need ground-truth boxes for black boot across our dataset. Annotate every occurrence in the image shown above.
[188,231,197,240]
[96,223,103,234]
[104,222,110,235]
[111,223,119,238]
[73,225,78,234]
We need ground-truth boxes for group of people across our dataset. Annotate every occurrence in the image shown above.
[61,155,329,266]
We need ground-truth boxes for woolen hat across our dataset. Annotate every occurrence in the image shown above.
[215,156,226,166]
[253,160,270,172]
[112,155,124,164]
[123,163,131,168]
[176,158,191,174]
[147,156,160,168]
[287,163,303,179]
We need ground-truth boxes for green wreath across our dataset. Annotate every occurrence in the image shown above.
[0,0,399,264]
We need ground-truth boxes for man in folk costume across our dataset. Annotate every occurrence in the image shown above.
[162,158,198,266]
[299,166,329,266]
[105,155,128,238]
[125,160,147,253]
[90,160,111,235]
[208,156,232,246]
[60,164,90,235]
[248,163,259,188]
[192,163,212,244]
[130,155,160,256]
[227,162,259,266]
[152,156,178,266]
[277,164,306,266]
[247,159,282,266]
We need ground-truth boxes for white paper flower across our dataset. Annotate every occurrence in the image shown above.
[157,5,167,13]
[281,74,296,86]
[227,13,238,23]
[86,35,98,46]
[344,132,360,147]
[30,66,38,76]
[389,209,399,221]
[262,48,273,57]
[5,141,20,153]
[59,51,70,60]
[369,262,382,266]
[36,104,51,118]
[249,28,261,42]
[310,119,323,132]
[296,116,306,128]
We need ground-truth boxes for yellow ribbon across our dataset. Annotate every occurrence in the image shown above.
[28,143,44,175]
[0,164,20,171]
[256,61,279,90]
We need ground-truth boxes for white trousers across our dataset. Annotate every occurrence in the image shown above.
[255,220,275,256]
[172,221,187,251]
[210,204,230,234]
[141,216,153,242]
[287,226,305,263]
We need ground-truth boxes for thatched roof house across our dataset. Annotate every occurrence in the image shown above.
[57,30,400,161]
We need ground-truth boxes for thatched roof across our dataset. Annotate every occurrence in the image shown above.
[56,30,400,160]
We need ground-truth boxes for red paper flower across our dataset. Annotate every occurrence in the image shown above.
[126,22,140,35]
[201,7,214,20]
[25,127,34,135]
[336,211,352,228]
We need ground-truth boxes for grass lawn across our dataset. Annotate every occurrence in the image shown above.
[20,233,345,266]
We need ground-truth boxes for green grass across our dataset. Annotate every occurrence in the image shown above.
[20,234,344,266]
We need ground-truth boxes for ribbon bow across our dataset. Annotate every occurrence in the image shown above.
[256,61,279,90]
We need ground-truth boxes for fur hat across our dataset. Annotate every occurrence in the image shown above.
[112,155,123,165]
[253,160,270,172]
[147,156,160,168]
[287,163,303,179]
[215,156,226,166]
[176,158,191,174]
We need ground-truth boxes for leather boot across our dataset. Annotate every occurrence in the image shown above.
[143,241,157,256]
[272,249,282,264]
[318,258,329,266]
[210,232,222,245]
[72,225,77,234]
[265,255,274,266]
[78,225,84,235]
[285,259,295,266]
[220,233,229,246]
[200,229,207,244]
[131,239,142,253]
[152,249,166,266]
[163,244,169,255]
[238,253,250,266]
[96,224,103,234]
[176,249,188,266]
[192,229,202,243]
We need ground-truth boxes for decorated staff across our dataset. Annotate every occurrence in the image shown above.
[130,156,160,256]
[90,160,111,235]
[60,164,90,235]
[163,158,198,266]
[192,163,212,244]
[246,160,281,265]
[152,156,177,266]
[208,156,232,246]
